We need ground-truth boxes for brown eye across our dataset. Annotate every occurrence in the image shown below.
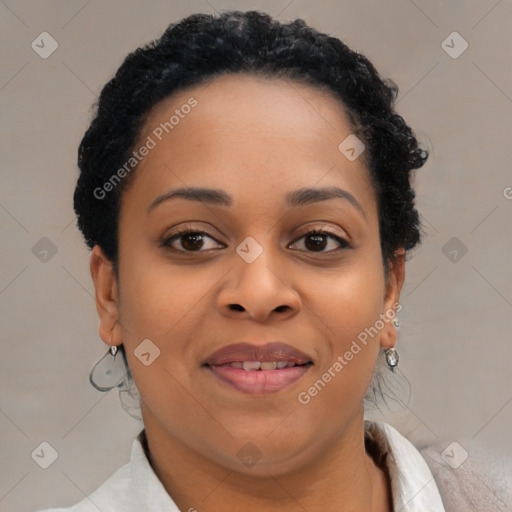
[162,230,225,252]
[289,230,349,253]
[179,232,206,251]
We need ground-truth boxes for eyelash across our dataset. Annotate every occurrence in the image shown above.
[160,227,350,254]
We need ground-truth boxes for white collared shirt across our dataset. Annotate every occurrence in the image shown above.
[364,421,446,511]
[38,420,446,511]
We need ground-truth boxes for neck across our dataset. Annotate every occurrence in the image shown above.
[141,409,392,512]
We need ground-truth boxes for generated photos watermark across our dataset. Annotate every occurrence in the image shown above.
[298,302,402,405]
[93,97,198,200]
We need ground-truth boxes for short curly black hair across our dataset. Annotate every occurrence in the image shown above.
[74,9,428,280]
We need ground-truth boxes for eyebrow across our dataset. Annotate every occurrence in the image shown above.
[147,185,367,222]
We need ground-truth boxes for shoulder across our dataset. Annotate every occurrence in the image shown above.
[35,460,133,512]
[366,420,512,511]
[417,439,512,512]
[365,420,446,511]
[35,430,180,512]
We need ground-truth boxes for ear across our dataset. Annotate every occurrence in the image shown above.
[89,245,122,348]
[380,247,406,349]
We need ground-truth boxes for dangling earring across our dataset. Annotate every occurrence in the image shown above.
[384,319,400,371]
[89,333,126,391]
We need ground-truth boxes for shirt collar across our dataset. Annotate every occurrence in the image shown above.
[128,430,181,511]
[364,420,446,511]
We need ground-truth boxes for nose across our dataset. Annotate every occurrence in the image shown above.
[217,245,301,323]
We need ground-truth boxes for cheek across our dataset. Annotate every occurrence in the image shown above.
[297,270,384,414]
[300,252,385,393]
[116,245,219,397]
[118,248,213,339]
[309,257,385,346]
[117,263,209,432]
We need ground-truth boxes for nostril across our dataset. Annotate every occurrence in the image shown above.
[274,305,289,313]
[229,304,245,311]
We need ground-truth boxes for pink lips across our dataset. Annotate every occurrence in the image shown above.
[203,341,313,394]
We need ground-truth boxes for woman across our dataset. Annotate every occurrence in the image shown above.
[38,10,508,512]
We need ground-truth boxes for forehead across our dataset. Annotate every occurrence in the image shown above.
[123,73,376,216]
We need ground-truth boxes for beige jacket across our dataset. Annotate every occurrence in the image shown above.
[365,420,512,511]
[420,442,512,511]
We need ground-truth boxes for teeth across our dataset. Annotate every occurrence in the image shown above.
[229,361,301,370]
[242,361,261,371]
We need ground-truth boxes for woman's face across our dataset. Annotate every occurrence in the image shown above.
[93,73,404,475]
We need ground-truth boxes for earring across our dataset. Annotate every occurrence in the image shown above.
[384,319,400,371]
[89,334,126,392]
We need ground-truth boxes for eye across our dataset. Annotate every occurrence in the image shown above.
[161,229,225,252]
[288,229,350,253]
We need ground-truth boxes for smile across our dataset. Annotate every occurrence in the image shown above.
[202,341,314,394]
[205,362,313,394]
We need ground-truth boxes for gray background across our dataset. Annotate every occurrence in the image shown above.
[1,0,511,510]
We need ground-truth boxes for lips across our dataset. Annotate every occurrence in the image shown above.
[203,341,313,366]
[203,341,313,394]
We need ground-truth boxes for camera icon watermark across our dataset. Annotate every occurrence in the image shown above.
[441,31,468,59]
[31,441,59,469]
[441,441,468,469]
[237,442,262,468]
[338,134,365,161]
[32,237,58,263]
[31,32,59,59]
[134,338,161,366]
[236,236,263,263]
[442,236,468,263]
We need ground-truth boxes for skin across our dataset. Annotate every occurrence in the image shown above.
[90,74,405,512]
